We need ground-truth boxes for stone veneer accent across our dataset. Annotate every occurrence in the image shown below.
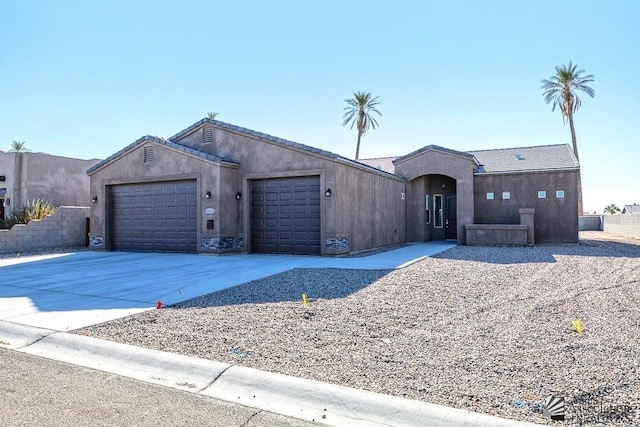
[89,234,103,248]
[201,236,244,252]
[325,237,350,252]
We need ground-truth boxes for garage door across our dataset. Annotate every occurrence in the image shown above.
[251,176,321,255]
[110,180,197,253]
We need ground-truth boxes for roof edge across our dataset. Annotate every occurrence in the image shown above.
[394,144,478,165]
[87,135,238,175]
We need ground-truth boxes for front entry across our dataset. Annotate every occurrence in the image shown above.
[445,195,457,240]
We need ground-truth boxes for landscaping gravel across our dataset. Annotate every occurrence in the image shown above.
[74,232,640,426]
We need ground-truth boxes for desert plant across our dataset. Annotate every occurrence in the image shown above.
[207,112,219,119]
[0,199,56,229]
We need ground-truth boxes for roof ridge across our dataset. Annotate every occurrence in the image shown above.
[468,143,570,153]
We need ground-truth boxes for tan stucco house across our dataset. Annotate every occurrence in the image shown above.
[0,151,100,220]
[87,118,579,254]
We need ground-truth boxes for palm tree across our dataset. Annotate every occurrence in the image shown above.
[207,112,219,119]
[342,91,381,160]
[603,203,620,215]
[9,140,29,152]
[541,61,595,215]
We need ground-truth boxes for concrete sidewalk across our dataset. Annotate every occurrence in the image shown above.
[0,321,541,427]
[0,242,455,331]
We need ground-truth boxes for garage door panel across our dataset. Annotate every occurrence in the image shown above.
[251,176,321,255]
[110,180,197,253]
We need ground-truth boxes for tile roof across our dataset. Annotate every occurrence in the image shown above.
[356,157,398,174]
[622,204,640,214]
[470,144,579,173]
[87,135,238,175]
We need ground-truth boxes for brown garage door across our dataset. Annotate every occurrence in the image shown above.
[251,176,321,255]
[110,180,197,253]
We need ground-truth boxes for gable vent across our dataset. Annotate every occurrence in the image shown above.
[203,126,213,144]
[144,146,154,164]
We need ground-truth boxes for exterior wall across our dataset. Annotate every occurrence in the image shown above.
[173,124,407,255]
[0,206,89,253]
[603,213,640,239]
[473,170,579,243]
[88,142,239,253]
[394,150,475,244]
[175,125,339,254]
[333,161,405,253]
[0,152,99,218]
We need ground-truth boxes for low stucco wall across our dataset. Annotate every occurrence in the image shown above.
[465,224,529,246]
[603,213,640,239]
[0,206,89,253]
[579,215,603,231]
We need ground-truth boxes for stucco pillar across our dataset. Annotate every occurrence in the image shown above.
[519,208,535,245]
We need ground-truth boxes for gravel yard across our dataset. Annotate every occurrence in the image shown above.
[74,232,640,426]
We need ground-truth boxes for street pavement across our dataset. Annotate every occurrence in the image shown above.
[0,347,314,427]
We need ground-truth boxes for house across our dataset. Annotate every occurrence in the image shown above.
[0,151,100,220]
[87,118,579,254]
[622,204,640,214]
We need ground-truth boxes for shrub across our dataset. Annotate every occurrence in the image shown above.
[0,199,56,229]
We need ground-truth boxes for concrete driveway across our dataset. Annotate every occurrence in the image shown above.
[0,242,455,331]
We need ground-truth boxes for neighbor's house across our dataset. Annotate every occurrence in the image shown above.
[622,204,640,214]
[87,118,579,255]
[0,151,100,220]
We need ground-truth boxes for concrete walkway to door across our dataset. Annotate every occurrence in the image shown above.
[0,241,456,332]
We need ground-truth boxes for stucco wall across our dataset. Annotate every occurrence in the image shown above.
[334,161,405,253]
[394,149,476,244]
[0,206,89,253]
[473,170,579,243]
[603,213,640,239]
[0,152,99,215]
[166,123,406,255]
[88,142,239,252]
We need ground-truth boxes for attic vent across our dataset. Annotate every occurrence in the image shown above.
[515,153,525,160]
[144,146,154,164]
[203,126,213,144]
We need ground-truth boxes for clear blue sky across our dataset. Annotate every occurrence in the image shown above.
[2,1,638,213]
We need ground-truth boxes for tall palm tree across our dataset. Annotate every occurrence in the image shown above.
[603,203,620,215]
[342,91,381,160]
[541,61,595,215]
[9,140,28,152]
[207,112,219,119]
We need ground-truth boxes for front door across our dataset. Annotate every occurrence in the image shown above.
[445,195,457,240]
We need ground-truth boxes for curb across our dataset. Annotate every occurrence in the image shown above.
[0,320,542,427]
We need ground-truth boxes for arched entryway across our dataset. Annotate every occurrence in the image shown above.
[393,145,477,245]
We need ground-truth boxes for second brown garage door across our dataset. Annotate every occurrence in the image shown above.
[251,176,321,255]
[110,180,197,253]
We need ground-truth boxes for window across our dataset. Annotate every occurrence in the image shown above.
[556,190,565,198]
[538,191,547,199]
[434,194,443,228]
[502,192,511,200]
[425,195,430,224]
[486,192,494,200]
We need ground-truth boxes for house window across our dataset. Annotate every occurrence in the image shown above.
[502,192,511,200]
[556,190,565,198]
[434,194,443,228]
[425,195,430,224]
[538,191,547,199]
[486,192,494,200]
[143,146,154,164]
